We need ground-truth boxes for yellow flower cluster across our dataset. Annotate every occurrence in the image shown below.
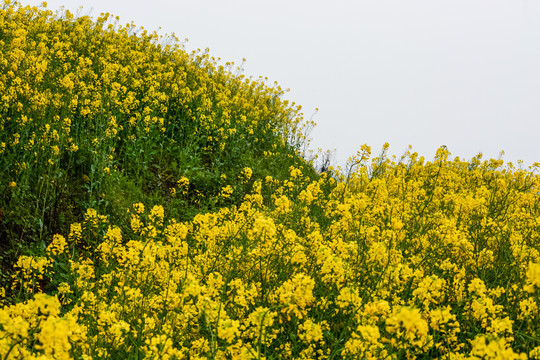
[0,293,87,359]
[0,0,309,193]
[1,1,540,358]
[176,176,190,196]
[240,167,253,183]
[3,147,540,358]
[0,0,313,254]
[219,185,234,199]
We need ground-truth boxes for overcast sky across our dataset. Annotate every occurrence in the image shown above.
[21,0,540,168]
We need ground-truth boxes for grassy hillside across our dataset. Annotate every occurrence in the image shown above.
[1,2,540,359]
[0,1,316,278]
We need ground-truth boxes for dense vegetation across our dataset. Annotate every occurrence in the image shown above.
[0,0,315,279]
[1,2,539,359]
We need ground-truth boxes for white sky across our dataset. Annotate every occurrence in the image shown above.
[21,0,540,168]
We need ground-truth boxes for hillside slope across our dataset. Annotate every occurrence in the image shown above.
[1,2,540,359]
[0,1,316,276]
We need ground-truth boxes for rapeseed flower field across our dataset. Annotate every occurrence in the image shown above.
[1,2,540,359]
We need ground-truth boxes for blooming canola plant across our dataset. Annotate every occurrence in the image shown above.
[0,2,540,359]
